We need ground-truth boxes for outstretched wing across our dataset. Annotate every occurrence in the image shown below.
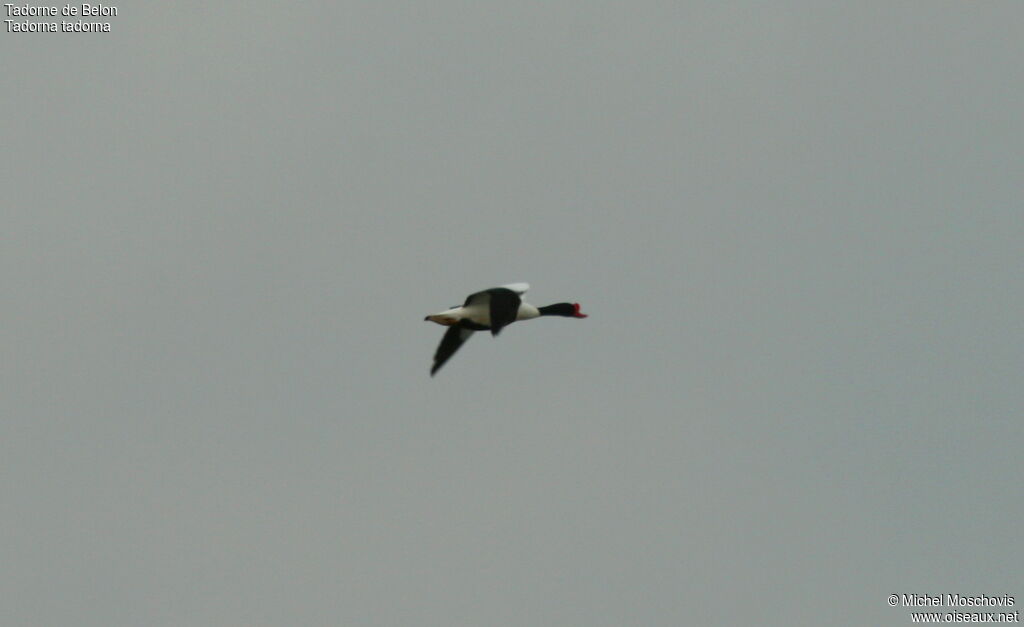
[431,325,475,376]
[462,283,529,306]
[460,284,525,336]
[486,288,520,336]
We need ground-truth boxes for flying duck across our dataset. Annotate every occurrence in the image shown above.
[424,283,588,376]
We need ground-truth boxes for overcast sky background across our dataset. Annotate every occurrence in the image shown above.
[3,2,1022,625]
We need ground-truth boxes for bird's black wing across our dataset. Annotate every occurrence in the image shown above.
[486,288,520,336]
[431,325,475,376]
[461,287,521,336]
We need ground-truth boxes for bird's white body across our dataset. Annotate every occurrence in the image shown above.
[426,302,540,326]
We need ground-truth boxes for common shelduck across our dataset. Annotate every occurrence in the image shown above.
[424,283,588,376]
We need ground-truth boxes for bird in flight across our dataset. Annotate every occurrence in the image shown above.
[424,283,588,376]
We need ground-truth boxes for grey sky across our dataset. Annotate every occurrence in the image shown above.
[3,2,1022,625]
